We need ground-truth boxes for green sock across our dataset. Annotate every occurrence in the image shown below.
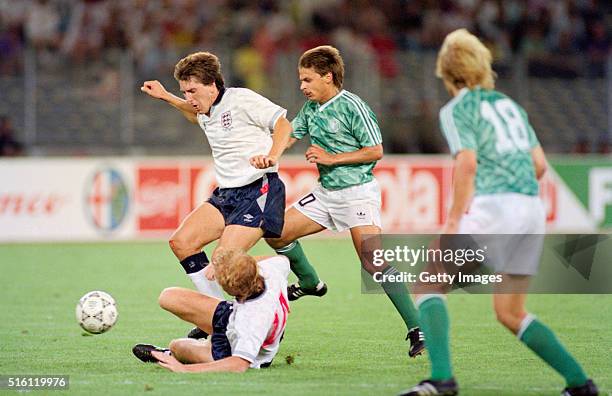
[379,266,420,329]
[519,317,588,387]
[419,295,453,381]
[275,241,320,289]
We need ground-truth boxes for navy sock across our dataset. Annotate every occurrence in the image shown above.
[180,252,209,274]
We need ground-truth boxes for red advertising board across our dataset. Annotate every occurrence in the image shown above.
[135,158,557,235]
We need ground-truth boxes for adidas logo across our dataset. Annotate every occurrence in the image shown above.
[356,211,366,218]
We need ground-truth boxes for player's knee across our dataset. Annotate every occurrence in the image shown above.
[168,338,187,356]
[360,260,378,275]
[495,307,523,332]
[158,287,181,311]
[168,234,186,254]
[266,228,298,250]
[168,339,180,354]
[265,237,289,250]
[169,234,202,260]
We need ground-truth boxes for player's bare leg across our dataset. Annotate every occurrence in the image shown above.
[267,207,325,248]
[133,287,220,364]
[168,338,214,364]
[168,202,226,300]
[169,202,225,261]
[266,207,327,300]
[492,278,530,334]
[491,276,594,393]
[212,224,264,260]
[351,224,424,357]
[158,287,220,334]
[348,224,381,274]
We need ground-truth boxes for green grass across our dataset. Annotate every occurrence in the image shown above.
[0,239,610,395]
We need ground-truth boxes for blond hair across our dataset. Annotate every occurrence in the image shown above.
[213,249,263,301]
[299,45,344,89]
[436,29,496,90]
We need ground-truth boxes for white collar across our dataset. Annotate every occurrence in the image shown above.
[318,89,345,112]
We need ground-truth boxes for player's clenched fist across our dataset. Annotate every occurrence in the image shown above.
[250,155,277,169]
[141,80,169,100]
[305,144,334,166]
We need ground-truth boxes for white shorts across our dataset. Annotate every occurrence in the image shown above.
[459,193,545,275]
[293,179,382,232]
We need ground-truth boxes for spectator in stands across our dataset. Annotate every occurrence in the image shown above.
[0,0,609,155]
[0,25,23,76]
[25,0,61,52]
[0,116,24,156]
[584,19,610,78]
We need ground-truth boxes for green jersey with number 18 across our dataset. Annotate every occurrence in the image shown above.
[439,87,540,196]
[291,90,383,190]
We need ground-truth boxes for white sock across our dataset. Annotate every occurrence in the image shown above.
[187,269,225,299]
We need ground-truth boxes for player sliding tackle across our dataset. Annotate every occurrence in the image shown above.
[399,29,598,396]
[141,52,291,339]
[259,45,424,358]
[132,249,290,372]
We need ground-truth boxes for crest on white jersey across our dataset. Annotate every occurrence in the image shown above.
[221,111,232,129]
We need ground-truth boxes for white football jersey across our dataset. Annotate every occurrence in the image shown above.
[196,88,287,188]
[225,256,290,368]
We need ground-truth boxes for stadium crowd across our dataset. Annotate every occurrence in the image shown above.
[0,0,609,79]
[0,0,609,154]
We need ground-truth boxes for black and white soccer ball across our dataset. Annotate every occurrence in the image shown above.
[76,291,118,334]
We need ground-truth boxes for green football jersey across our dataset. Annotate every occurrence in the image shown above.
[439,87,540,196]
[292,90,383,190]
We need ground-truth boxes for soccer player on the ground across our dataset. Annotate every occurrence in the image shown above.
[140,52,291,337]
[263,45,424,357]
[132,249,290,372]
[400,29,598,396]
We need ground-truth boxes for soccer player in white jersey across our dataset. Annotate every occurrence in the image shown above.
[399,29,598,396]
[260,45,424,357]
[140,52,292,336]
[132,249,290,371]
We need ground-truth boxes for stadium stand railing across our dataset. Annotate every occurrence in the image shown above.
[0,50,609,155]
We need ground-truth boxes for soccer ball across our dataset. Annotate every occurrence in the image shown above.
[76,291,118,334]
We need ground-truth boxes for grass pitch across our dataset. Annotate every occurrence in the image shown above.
[0,239,610,395]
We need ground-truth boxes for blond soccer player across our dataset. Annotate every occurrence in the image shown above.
[399,29,598,396]
[132,249,290,372]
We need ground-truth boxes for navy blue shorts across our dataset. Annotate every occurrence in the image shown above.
[210,301,233,361]
[208,173,285,238]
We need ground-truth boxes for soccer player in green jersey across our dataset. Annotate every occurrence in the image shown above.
[264,45,424,357]
[399,29,598,396]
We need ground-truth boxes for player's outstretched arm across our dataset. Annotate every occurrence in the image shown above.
[531,145,548,180]
[152,351,250,373]
[305,144,383,166]
[141,80,198,124]
[250,116,292,169]
[442,149,477,234]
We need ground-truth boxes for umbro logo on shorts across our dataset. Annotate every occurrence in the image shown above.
[243,213,254,223]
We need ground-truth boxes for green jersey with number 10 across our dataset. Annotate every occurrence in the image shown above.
[291,90,383,190]
[439,87,540,196]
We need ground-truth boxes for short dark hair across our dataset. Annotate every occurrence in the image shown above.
[173,51,225,89]
[299,45,344,89]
